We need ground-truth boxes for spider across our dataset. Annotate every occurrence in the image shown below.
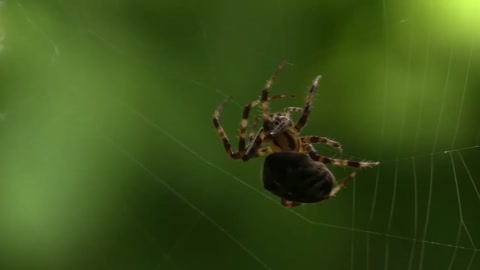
[212,63,379,207]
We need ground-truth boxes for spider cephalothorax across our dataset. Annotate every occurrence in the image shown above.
[268,113,301,152]
[269,113,294,133]
[213,63,379,207]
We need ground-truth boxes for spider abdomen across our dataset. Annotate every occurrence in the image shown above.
[262,152,337,203]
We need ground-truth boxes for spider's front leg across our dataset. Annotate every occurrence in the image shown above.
[261,62,288,136]
[240,63,289,161]
[213,97,243,159]
[294,75,321,132]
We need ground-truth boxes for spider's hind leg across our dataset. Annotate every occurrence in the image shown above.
[304,144,379,197]
[329,169,361,197]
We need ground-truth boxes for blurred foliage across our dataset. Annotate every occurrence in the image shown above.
[0,0,479,269]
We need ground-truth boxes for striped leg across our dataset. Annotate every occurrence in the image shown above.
[300,136,343,152]
[261,62,288,136]
[329,169,362,197]
[294,75,322,132]
[283,107,304,114]
[305,145,379,168]
[213,97,242,159]
[241,63,289,161]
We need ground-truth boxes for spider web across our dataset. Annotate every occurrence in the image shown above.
[1,0,479,269]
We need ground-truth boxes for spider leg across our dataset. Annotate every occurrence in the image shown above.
[294,75,322,132]
[213,97,242,159]
[305,144,379,168]
[282,107,304,114]
[329,169,361,197]
[305,144,377,199]
[301,136,343,152]
[261,62,288,136]
[241,62,289,161]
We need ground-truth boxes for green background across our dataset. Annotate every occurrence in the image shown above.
[1,0,479,269]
